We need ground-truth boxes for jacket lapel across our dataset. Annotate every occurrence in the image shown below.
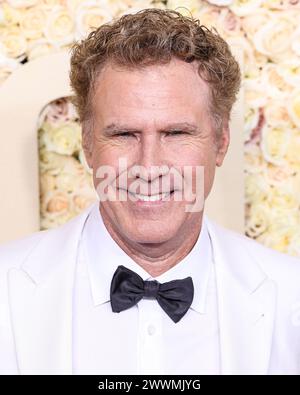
[8,204,93,374]
[206,217,276,374]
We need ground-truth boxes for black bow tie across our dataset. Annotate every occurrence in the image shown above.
[110,265,194,323]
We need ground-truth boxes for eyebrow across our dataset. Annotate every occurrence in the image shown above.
[102,122,199,135]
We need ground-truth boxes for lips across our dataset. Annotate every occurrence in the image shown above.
[128,191,174,201]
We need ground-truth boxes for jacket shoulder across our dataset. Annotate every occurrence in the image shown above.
[205,216,300,285]
[0,204,93,273]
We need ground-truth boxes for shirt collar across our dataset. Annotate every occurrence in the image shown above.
[81,203,213,314]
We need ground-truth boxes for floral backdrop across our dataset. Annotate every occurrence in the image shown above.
[0,0,300,256]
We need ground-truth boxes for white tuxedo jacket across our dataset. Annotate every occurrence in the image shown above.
[0,204,300,375]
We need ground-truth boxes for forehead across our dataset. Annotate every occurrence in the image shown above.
[91,58,212,125]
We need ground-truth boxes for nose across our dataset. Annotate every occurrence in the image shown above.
[135,132,167,182]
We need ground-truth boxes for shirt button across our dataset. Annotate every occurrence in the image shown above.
[147,324,156,336]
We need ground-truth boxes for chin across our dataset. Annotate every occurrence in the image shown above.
[125,223,178,245]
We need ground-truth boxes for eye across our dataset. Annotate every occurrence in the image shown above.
[115,132,134,138]
[166,130,187,136]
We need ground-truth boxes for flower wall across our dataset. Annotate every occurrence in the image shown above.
[0,0,300,255]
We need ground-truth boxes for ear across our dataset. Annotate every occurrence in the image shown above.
[82,121,93,169]
[215,119,230,167]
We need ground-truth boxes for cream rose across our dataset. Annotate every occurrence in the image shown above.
[261,64,294,98]
[40,171,57,195]
[44,6,75,46]
[288,91,300,128]
[245,172,270,204]
[230,0,263,17]
[40,121,82,156]
[267,183,300,210]
[263,163,294,186]
[1,3,22,25]
[167,0,203,16]
[75,1,113,40]
[0,27,27,58]
[252,16,296,62]
[285,132,300,165]
[261,124,290,166]
[244,78,268,108]
[207,0,233,5]
[7,0,38,7]
[216,8,241,37]
[244,143,266,174]
[246,203,270,238]
[41,190,71,217]
[264,100,293,128]
[277,59,300,87]
[19,6,46,40]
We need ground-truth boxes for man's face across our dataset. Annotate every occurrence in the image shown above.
[84,58,229,244]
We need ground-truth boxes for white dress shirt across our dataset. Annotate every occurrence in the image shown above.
[72,203,220,374]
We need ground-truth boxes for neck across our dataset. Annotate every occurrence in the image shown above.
[99,205,203,277]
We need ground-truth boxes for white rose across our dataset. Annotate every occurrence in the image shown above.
[230,0,263,17]
[267,183,300,210]
[39,98,78,127]
[167,0,203,16]
[263,0,300,11]
[277,59,300,87]
[263,163,294,186]
[40,121,82,156]
[241,10,270,40]
[244,143,266,174]
[261,64,294,99]
[246,203,270,238]
[285,132,300,165]
[260,124,290,166]
[115,0,166,17]
[216,8,241,38]
[40,171,57,195]
[1,3,22,25]
[44,6,75,46]
[264,100,293,129]
[19,6,46,40]
[292,26,300,56]
[245,172,270,205]
[74,0,113,40]
[207,0,233,6]
[252,16,296,62]
[7,0,38,7]
[244,78,268,108]
[195,5,221,28]
[41,190,70,217]
[0,27,27,58]
[39,151,86,182]
[288,90,300,128]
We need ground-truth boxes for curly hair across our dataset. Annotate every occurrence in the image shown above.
[69,8,241,133]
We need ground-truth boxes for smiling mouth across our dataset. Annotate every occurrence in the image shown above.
[126,190,175,202]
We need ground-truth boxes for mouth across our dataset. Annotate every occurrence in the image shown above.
[119,189,175,202]
[129,191,174,202]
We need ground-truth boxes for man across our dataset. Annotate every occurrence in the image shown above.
[0,9,300,375]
